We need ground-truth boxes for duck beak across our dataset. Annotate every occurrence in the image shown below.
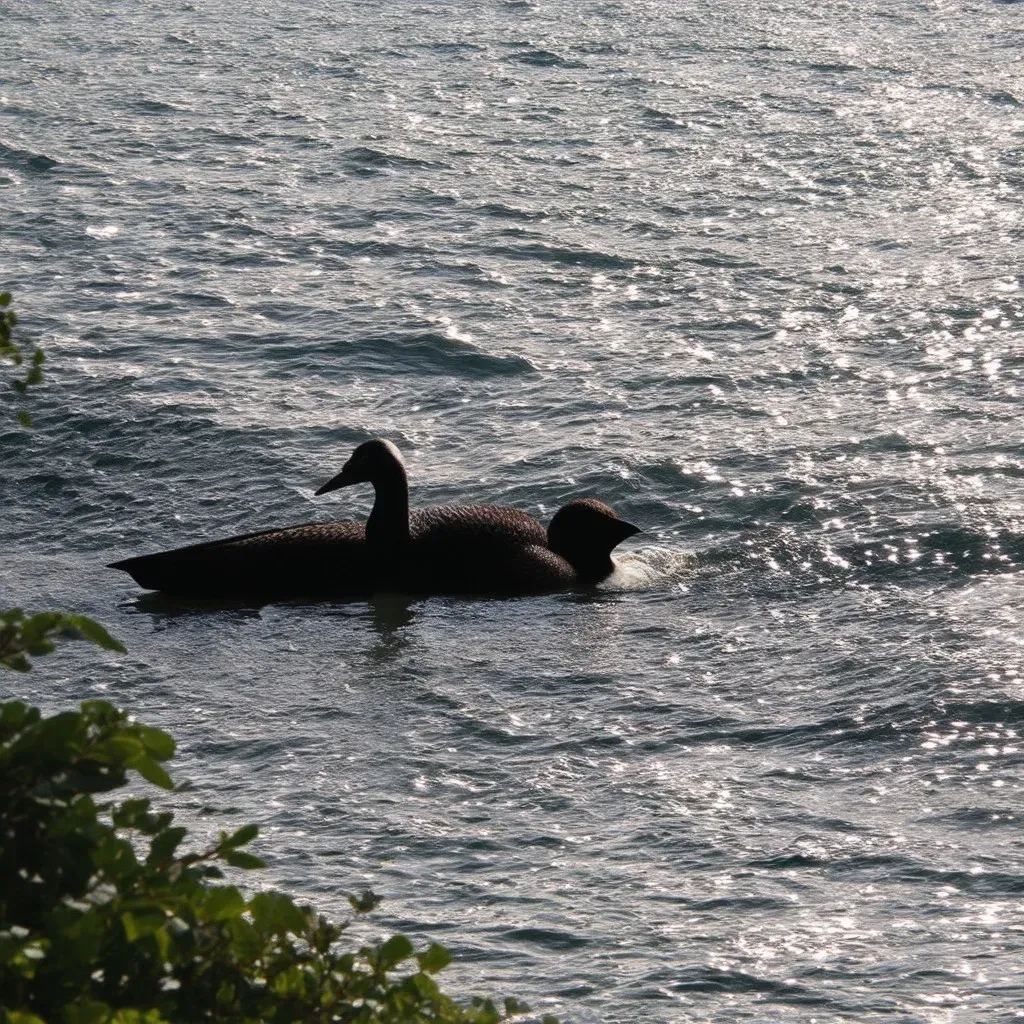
[314,461,359,496]
[611,518,642,544]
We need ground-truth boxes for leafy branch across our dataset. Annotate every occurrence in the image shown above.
[0,608,126,672]
[0,293,126,676]
[0,699,554,1023]
[0,291,45,427]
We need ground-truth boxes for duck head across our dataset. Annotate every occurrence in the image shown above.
[547,498,641,583]
[315,438,405,495]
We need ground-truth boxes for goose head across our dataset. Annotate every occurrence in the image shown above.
[315,438,406,495]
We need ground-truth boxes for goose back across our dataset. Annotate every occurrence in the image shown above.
[108,521,371,598]
[386,505,568,594]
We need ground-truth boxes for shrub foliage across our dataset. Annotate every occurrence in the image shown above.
[0,610,126,673]
[0,291,44,426]
[0,698,550,1023]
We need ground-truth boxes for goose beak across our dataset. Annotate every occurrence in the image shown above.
[314,463,359,496]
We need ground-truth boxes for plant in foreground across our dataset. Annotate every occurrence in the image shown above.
[0,290,44,427]
[0,610,126,673]
[0,696,554,1024]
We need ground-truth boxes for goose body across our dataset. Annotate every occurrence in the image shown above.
[107,520,372,599]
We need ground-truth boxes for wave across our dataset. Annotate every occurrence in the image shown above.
[503,47,587,69]
[608,548,697,590]
[497,241,637,270]
[0,140,58,173]
[324,331,536,379]
[341,147,449,176]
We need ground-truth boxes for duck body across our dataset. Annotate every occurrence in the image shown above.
[108,506,567,599]
[389,504,575,596]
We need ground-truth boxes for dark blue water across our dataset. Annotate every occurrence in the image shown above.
[4,1,1024,1020]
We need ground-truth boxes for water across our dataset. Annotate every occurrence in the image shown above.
[3,0,1024,1019]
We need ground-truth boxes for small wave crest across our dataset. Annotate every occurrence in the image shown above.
[503,47,587,70]
[0,140,58,173]
[341,146,448,176]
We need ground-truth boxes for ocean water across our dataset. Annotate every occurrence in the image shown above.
[3,0,1024,1020]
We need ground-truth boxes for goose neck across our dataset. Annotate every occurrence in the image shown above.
[366,463,411,548]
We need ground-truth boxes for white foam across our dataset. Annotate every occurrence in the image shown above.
[606,547,697,590]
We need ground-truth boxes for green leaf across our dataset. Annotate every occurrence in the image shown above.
[225,822,258,848]
[216,980,235,1007]
[17,409,31,427]
[136,724,175,760]
[32,710,84,754]
[64,1000,118,1024]
[0,610,123,670]
[417,942,452,974]
[0,292,11,306]
[65,615,126,653]
[223,850,266,870]
[80,699,119,720]
[0,934,31,967]
[148,826,188,863]
[0,699,34,729]
[379,934,414,969]
[151,924,171,963]
[112,797,152,827]
[94,835,139,876]
[132,755,174,790]
[99,735,145,764]
[249,892,307,936]
[203,886,246,922]
[410,971,442,1001]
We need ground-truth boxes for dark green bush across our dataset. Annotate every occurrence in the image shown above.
[0,698,550,1024]
[1,294,553,1022]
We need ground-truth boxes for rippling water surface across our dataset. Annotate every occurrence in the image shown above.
[4,1,1024,1020]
